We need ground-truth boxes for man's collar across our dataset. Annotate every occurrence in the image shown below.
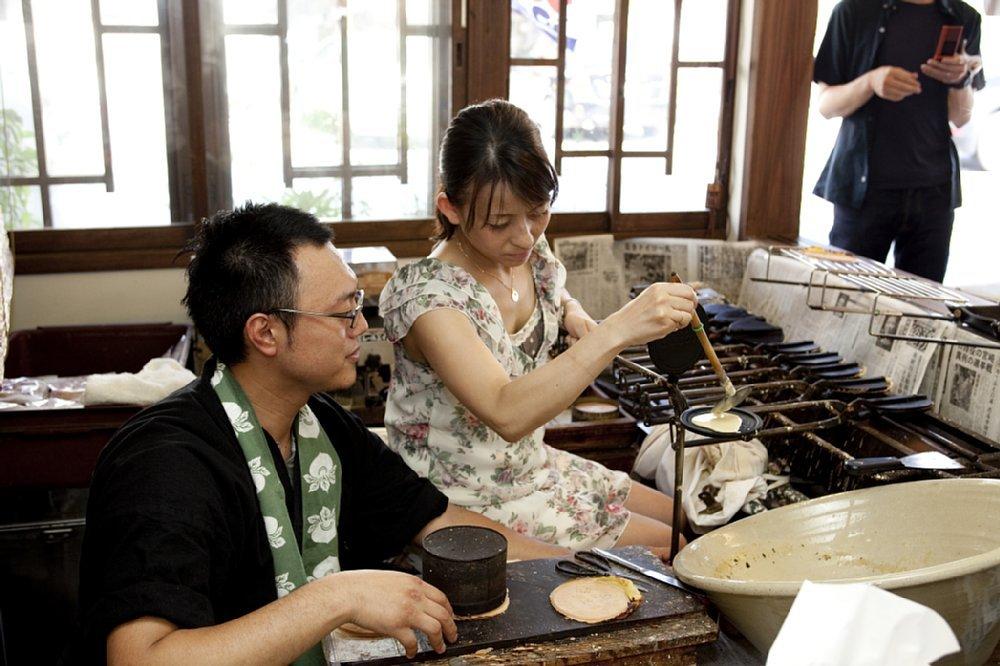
[885,0,959,17]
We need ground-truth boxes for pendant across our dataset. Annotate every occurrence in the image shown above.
[511,289,520,303]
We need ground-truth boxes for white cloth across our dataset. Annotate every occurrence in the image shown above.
[633,424,768,531]
[84,357,196,406]
[767,580,960,666]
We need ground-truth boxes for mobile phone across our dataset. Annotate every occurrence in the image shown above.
[933,25,963,61]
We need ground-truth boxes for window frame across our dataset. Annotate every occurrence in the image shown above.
[7,0,774,275]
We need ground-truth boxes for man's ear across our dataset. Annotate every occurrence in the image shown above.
[436,192,464,228]
[244,313,281,358]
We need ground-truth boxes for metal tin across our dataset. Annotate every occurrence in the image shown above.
[422,526,507,616]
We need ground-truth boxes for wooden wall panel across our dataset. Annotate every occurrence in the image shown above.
[463,0,510,104]
[739,0,817,241]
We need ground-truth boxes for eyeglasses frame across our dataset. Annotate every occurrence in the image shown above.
[269,289,365,328]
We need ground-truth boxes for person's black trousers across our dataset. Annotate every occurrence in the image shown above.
[829,183,954,283]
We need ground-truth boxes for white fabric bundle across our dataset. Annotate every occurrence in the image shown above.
[84,357,196,406]
[633,424,768,531]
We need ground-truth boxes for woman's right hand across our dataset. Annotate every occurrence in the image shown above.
[602,282,697,349]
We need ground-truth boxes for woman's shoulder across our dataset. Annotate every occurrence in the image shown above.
[381,257,478,304]
[385,257,478,291]
[530,235,565,303]
[379,257,491,340]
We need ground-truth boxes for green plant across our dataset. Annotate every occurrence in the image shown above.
[280,187,342,218]
[303,109,342,138]
[0,108,42,230]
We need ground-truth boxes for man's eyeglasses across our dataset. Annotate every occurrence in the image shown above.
[270,289,365,328]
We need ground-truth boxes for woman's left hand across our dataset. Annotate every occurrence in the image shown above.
[563,299,598,344]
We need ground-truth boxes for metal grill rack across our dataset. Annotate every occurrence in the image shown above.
[750,246,1000,350]
[611,337,1000,560]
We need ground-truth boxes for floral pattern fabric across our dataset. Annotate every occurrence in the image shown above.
[211,362,339,666]
[379,237,631,549]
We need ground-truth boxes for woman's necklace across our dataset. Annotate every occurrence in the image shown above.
[456,239,520,303]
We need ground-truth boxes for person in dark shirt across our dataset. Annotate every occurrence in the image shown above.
[72,203,568,665]
[813,0,985,282]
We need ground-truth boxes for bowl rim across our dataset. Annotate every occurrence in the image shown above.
[673,478,1000,596]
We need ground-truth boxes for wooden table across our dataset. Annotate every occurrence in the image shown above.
[419,612,717,665]
[335,547,718,665]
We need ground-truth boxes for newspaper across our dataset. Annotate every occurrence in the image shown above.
[740,250,946,396]
[553,235,759,319]
[613,237,758,302]
[552,235,626,319]
[741,249,999,442]
[930,329,1000,444]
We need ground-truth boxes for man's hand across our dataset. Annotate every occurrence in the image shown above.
[868,66,922,101]
[337,570,458,659]
[921,40,982,87]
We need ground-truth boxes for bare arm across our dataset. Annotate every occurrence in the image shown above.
[817,66,922,119]
[817,76,875,119]
[560,289,598,341]
[921,49,982,129]
[416,504,570,560]
[948,85,975,128]
[405,283,696,442]
[108,569,457,664]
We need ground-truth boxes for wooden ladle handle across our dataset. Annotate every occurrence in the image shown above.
[668,272,732,394]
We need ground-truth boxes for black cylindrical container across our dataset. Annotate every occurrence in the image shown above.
[422,526,507,616]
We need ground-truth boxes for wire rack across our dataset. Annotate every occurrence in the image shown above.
[750,246,1000,350]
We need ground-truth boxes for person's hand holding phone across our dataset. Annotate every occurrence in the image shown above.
[869,66,922,102]
[921,38,982,87]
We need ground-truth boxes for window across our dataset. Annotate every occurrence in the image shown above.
[2,0,738,272]
[0,0,176,229]
[505,0,738,235]
[210,0,451,221]
[1,0,451,235]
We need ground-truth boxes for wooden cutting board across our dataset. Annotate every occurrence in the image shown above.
[340,546,705,665]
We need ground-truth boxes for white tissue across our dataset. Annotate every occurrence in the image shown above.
[767,580,960,666]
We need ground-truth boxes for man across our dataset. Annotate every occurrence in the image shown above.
[71,203,567,665]
[813,0,985,282]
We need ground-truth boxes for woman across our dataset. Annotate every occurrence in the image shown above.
[379,100,697,553]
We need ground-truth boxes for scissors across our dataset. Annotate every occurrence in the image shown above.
[554,550,648,592]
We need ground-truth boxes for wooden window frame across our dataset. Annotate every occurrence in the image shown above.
[8,0,814,275]
[475,0,742,242]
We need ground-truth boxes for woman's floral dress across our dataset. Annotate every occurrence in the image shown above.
[379,237,631,549]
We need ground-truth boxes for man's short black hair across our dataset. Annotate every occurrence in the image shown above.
[182,202,333,365]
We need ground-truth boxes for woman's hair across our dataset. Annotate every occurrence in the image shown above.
[434,99,558,241]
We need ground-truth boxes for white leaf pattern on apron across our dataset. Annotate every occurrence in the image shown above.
[222,402,254,433]
[304,453,338,492]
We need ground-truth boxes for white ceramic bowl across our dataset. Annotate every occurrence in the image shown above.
[673,479,1000,665]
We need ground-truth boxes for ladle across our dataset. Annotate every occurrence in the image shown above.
[669,272,751,415]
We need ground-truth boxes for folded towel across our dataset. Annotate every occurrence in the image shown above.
[84,357,196,406]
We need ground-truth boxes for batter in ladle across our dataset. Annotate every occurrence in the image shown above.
[691,410,743,433]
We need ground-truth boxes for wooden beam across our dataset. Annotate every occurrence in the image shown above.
[464,0,509,103]
[738,0,817,241]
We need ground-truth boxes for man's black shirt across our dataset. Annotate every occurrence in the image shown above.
[813,0,985,209]
[69,362,448,662]
[869,2,949,189]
